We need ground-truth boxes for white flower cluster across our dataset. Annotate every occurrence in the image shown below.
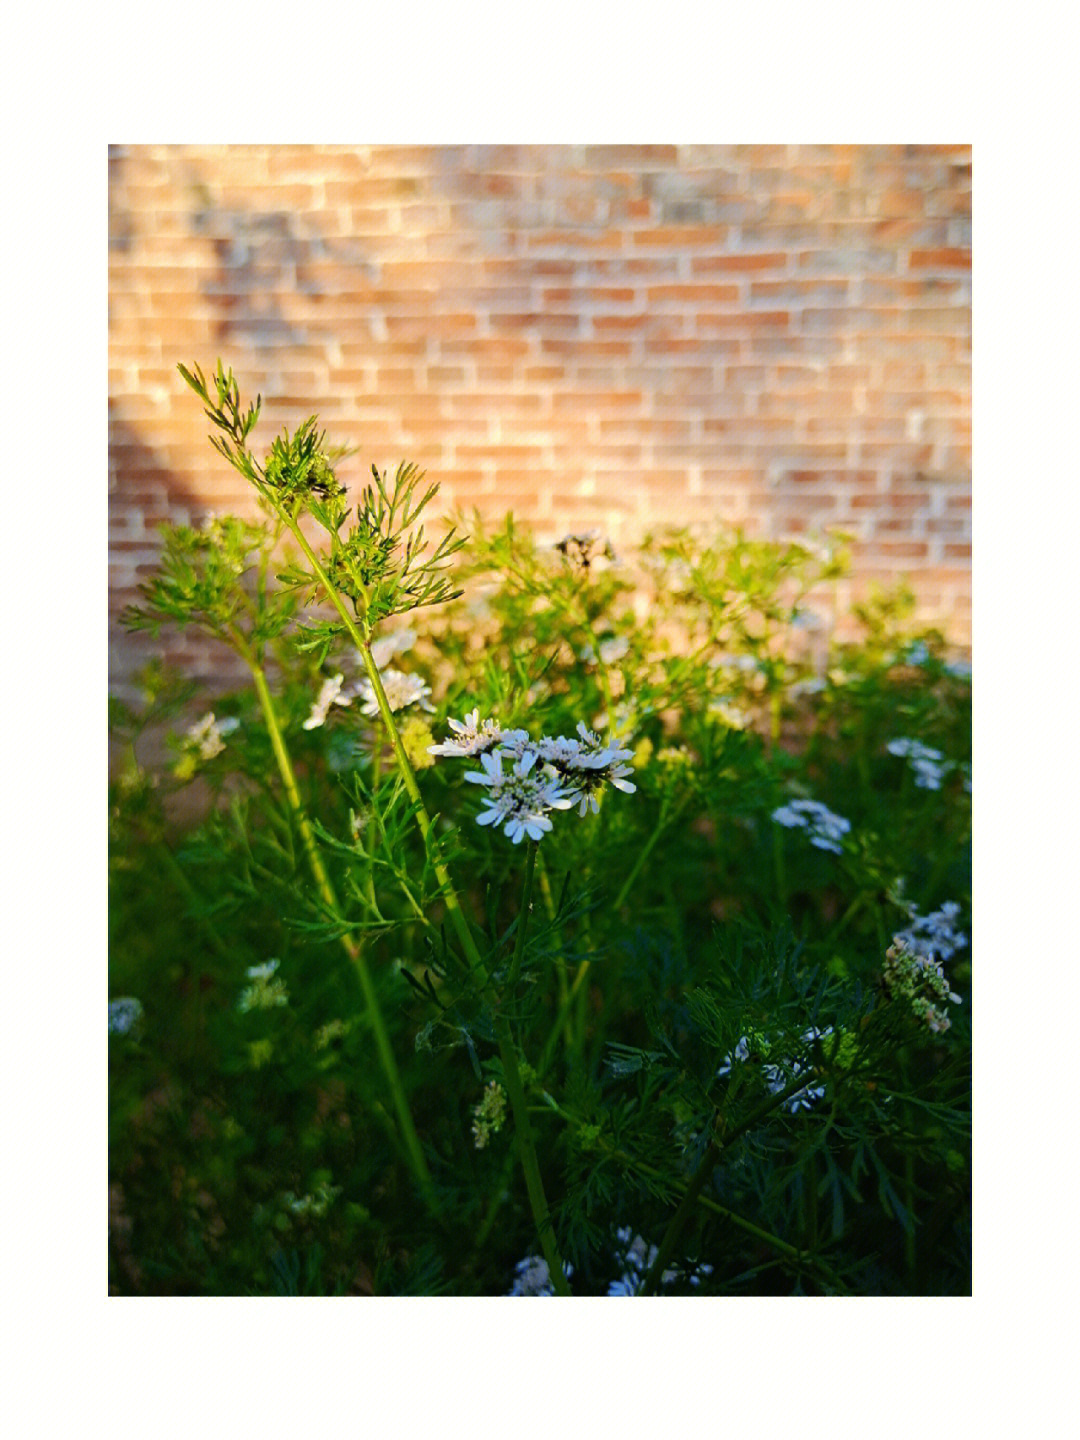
[429,712,637,843]
[894,900,967,963]
[184,712,240,760]
[506,1255,573,1296]
[716,1029,830,1113]
[887,737,952,790]
[109,997,143,1036]
[606,1227,714,1296]
[580,633,630,666]
[237,958,289,1013]
[771,798,851,854]
[302,630,428,730]
[507,1230,713,1297]
[303,657,433,731]
[883,937,962,1035]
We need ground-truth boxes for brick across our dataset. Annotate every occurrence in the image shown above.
[646,284,740,304]
[691,252,787,273]
[633,225,730,248]
[910,246,979,269]
[109,144,973,692]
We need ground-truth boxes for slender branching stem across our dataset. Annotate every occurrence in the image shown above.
[638,1066,825,1295]
[494,1013,572,1295]
[237,636,438,1214]
[279,513,488,977]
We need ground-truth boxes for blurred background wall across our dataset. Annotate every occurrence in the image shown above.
[109,143,971,694]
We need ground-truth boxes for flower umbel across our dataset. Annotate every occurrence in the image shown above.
[237,958,290,1013]
[883,937,962,1034]
[427,709,513,759]
[771,798,851,854]
[464,749,572,843]
[355,667,434,717]
[109,997,143,1036]
[302,674,348,730]
[471,1081,507,1149]
[184,712,240,759]
[887,737,951,791]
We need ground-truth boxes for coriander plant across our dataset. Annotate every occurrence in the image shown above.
[110,363,971,1296]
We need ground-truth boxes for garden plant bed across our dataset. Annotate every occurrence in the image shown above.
[109,364,971,1296]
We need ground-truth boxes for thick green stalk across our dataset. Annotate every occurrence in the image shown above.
[241,645,438,1212]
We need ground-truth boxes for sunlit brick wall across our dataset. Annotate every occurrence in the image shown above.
[109,143,971,692]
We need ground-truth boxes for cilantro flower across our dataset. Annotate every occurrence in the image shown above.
[429,709,523,759]
[771,798,851,853]
[887,737,950,790]
[185,712,239,759]
[465,748,572,843]
[303,674,348,730]
[109,997,143,1036]
[355,667,434,717]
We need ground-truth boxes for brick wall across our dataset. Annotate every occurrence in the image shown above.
[109,143,971,692]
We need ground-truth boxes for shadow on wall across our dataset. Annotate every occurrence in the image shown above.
[109,147,971,704]
[108,406,251,704]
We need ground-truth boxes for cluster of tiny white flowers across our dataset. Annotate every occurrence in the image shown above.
[717,1029,830,1113]
[507,1232,713,1297]
[109,997,143,1036]
[185,712,240,759]
[354,667,434,718]
[302,632,428,730]
[605,1227,715,1296]
[427,708,514,759]
[506,1255,573,1296]
[715,1034,751,1078]
[887,737,952,790]
[303,674,350,730]
[763,1044,828,1114]
[771,798,851,854]
[883,937,962,1035]
[369,627,417,670]
[894,900,967,963]
[429,713,637,843]
[237,958,289,1013]
[580,633,630,666]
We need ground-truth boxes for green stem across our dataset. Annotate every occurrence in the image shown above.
[240,641,438,1213]
[281,515,487,976]
[601,1143,847,1292]
[506,842,538,992]
[611,793,685,911]
[494,1014,572,1295]
[278,514,570,1282]
[537,959,591,1081]
[639,1066,823,1295]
